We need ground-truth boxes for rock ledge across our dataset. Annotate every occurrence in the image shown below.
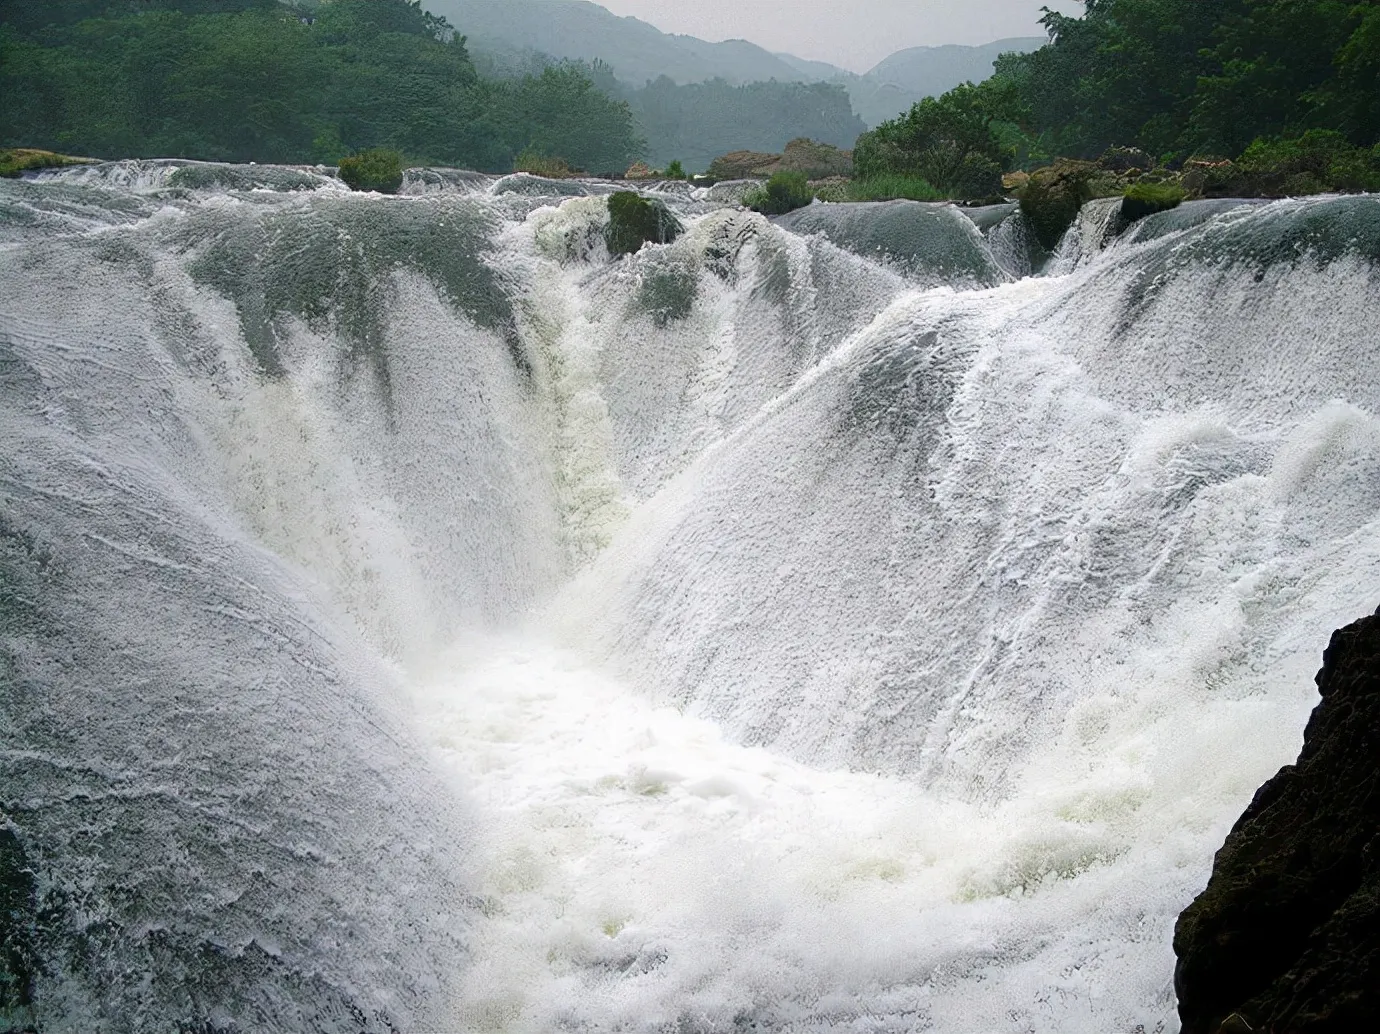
[1174,608,1380,1032]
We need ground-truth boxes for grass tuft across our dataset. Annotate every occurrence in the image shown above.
[844,174,946,202]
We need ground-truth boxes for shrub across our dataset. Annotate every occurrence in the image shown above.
[1238,130,1380,192]
[743,171,813,215]
[338,148,404,193]
[845,174,946,202]
[606,191,682,256]
[515,147,578,178]
[664,159,686,179]
[853,82,1015,199]
[1121,181,1186,221]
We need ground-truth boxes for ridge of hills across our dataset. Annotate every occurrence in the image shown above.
[427,0,1043,127]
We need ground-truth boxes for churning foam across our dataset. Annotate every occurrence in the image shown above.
[4,167,1379,1032]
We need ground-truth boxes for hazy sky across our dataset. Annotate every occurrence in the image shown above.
[594,0,1082,72]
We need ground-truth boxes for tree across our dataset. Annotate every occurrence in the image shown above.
[853,81,1016,197]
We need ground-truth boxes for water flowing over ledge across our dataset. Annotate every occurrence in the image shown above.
[3,163,1379,1032]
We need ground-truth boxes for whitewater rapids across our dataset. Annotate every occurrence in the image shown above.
[2,162,1378,1033]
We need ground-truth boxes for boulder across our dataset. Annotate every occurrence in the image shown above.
[775,138,853,180]
[1174,608,1380,1033]
[1098,145,1154,174]
[605,191,682,257]
[1018,159,1119,250]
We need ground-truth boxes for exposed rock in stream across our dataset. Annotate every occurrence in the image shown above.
[1174,608,1380,1033]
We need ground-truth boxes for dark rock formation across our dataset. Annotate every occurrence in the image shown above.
[605,190,682,257]
[1097,145,1154,174]
[1174,608,1380,1033]
[1017,159,1118,250]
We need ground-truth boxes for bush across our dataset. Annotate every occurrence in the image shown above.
[514,146,578,178]
[664,159,686,179]
[1238,130,1380,192]
[338,148,404,193]
[606,191,682,256]
[1121,181,1186,221]
[853,82,1015,199]
[743,171,814,216]
[845,174,946,202]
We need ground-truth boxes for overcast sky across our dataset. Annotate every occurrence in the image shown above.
[593,0,1081,72]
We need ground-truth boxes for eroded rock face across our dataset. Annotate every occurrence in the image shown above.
[1174,608,1380,1033]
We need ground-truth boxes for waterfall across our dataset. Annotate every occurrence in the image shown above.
[3,162,1378,1032]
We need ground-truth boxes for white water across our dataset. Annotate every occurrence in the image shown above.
[3,166,1379,1032]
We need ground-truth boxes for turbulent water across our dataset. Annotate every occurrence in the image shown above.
[3,159,1379,1033]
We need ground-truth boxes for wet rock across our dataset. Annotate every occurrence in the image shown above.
[1174,607,1380,1033]
[605,190,682,257]
[1018,159,1118,250]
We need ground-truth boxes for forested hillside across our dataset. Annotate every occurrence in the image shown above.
[995,0,1379,160]
[0,0,643,172]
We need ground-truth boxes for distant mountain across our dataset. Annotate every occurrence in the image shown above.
[428,0,1046,162]
[428,0,819,86]
[850,38,1045,125]
[773,52,851,81]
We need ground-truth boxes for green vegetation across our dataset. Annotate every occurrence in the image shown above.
[514,147,578,178]
[853,82,1014,199]
[1121,181,1186,222]
[0,147,93,177]
[989,0,1380,163]
[337,148,404,193]
[663,160,686,180]
[743,171,814,216]
[605,191,682,257]
[844,174,946,202]
[1237,130,1380,193]
[0,0,643,173]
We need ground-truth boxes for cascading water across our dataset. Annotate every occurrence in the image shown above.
[2,163,1378,1033]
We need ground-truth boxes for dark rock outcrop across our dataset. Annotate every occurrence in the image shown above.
[605,190,682,257]
[1017,159,1113,250]
[1174,608,1380,1033]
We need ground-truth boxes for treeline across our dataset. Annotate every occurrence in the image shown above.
[475,49,865,172]
[0,0,643,172]
[857,0,1380,198]
[998,0,1379,161]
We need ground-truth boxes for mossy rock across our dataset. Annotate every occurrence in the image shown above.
[337,148,404,194]
[1019,160,1111,250]
[0,148,95,178]
[1121,181,1186,222]
[605,191,682,257]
